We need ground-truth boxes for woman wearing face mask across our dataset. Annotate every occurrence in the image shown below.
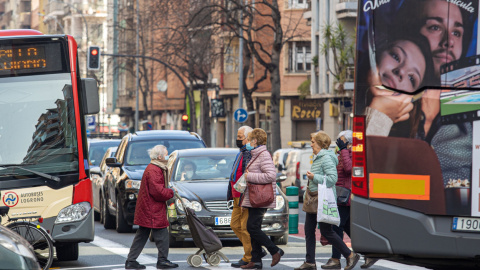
[240,128,283,269]
[125,145,177,270]
[180,161,198,181]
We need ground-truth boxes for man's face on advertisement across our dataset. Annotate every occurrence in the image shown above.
[420,0,464,77]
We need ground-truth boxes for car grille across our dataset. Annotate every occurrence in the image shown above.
[204,201,232,212]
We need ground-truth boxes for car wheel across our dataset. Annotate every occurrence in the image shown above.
[271,232,288,245]
[56,242,79,261]
[103,195,115,229]
[94,210,101,221]
[116,195,133,233]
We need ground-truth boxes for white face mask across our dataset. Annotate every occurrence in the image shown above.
[164,155,169,160]
[186,171,194,179]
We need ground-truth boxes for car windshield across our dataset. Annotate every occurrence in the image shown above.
[125,140,205,166]
[0,73,79,179]
[89,141,120,166]
[173,155,236,181]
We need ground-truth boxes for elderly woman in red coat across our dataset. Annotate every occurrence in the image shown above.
[125,145,177,270]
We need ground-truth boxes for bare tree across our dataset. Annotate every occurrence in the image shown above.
[190,0,307,150]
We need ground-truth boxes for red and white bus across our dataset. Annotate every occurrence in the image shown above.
[352,0,480,268]
[0,30,98,261]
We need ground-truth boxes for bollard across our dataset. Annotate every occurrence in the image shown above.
[286,186,299,234]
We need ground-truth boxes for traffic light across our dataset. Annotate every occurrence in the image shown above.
[181,114,189,131]
[87,46,100,70]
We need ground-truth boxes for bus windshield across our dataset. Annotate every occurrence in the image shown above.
[0,73,78,178]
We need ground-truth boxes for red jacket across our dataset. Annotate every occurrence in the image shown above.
[336,148,352,206]
[134,163,174,228]
[230,157,243,198]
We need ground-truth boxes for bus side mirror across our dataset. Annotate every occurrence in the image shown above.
[105,157,122,167]
[81,78,100,115]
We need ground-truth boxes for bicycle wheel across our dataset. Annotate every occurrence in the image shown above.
[8,222,54,270]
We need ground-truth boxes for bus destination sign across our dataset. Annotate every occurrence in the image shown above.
[0,45,46,72]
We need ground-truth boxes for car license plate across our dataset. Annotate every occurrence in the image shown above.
[452,217,480,232]
[215,217,231,226]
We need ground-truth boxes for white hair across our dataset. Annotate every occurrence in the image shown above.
[338,130,353,144]
[239,126,253,138]
[148,145,167,160]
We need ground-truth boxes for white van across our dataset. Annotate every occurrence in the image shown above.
[282,143,337,199]
[273,148,293,173]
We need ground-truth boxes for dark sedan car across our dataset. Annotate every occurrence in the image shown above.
[90,146,117,223]
[165,148,289,247]
[104,130,206,233]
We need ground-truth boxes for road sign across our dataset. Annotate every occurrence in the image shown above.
[234,108,248,123]
[87,115,96,130]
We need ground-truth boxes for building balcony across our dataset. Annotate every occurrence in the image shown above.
[45,1,65,17]
[336,0,357,19]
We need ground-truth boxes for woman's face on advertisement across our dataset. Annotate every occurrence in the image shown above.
[378,40,426,93]
[420,0,464,76]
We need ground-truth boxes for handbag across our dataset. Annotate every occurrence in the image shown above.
[246,149,274,208]
[302,178,319,213]
[335,186,351,205]
[317,179,340,226]
[233,152,262,193]
[247,182,274,208]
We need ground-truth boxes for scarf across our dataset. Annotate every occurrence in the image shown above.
[150,159,168,180]
[241,146,252,173]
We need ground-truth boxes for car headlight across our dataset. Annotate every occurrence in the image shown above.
[125,179,141,189]
[274,195,285,210]
[55,202,91,224]
[175,198,202,212]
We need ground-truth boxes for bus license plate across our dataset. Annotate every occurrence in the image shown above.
[215,217,231,226]
[452,217,480,232]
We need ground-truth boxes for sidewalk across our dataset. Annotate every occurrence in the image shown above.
[291,223,352,248]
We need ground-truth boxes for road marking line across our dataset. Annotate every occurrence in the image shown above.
[90,236,157,264]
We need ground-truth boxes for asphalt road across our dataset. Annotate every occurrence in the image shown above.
[50,205,428,270]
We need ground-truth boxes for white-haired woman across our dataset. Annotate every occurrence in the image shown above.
[125,145,178,269]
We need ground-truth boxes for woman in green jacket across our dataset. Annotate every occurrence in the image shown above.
[295,131,360,270]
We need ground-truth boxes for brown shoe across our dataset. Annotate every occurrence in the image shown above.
[320,258,341,269]
[240,262,262,269]
[271,248,284,267]
[361,258,379,269]
[294,261,317,270]
[345,253,361,270]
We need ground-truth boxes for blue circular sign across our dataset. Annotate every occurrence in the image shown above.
[234,108,248,123]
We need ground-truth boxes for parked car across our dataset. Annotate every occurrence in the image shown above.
[103,130,207,233]
[87,139,121,168]
[165,148,289,247]
[0,208,41,270]
[273,148,293,173]
[90,146,118,223]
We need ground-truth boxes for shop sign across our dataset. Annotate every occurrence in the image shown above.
[291,99,323,120]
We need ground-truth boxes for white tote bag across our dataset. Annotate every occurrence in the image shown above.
[233,174,247,193]
[317,177,341,226]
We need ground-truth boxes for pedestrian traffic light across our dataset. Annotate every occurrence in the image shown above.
[181,114,189,131]
[87,46,100,70]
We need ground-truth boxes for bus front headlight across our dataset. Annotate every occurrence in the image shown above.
[55,202,91,224]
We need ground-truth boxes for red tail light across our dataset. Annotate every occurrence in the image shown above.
[73,178,93,207]
[296,162,300,180]
[352,116,368,197]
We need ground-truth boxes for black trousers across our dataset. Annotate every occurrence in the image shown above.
[305,213,351,263]
[332,205,351,259]
[247,207,280,262]
[127,226,169,263]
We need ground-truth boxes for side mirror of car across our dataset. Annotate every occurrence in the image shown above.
[90,167,101,176]
[105,157,122,167]
[276,173,287,182]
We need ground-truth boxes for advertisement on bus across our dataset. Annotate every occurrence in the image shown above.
[355,0,480,216]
